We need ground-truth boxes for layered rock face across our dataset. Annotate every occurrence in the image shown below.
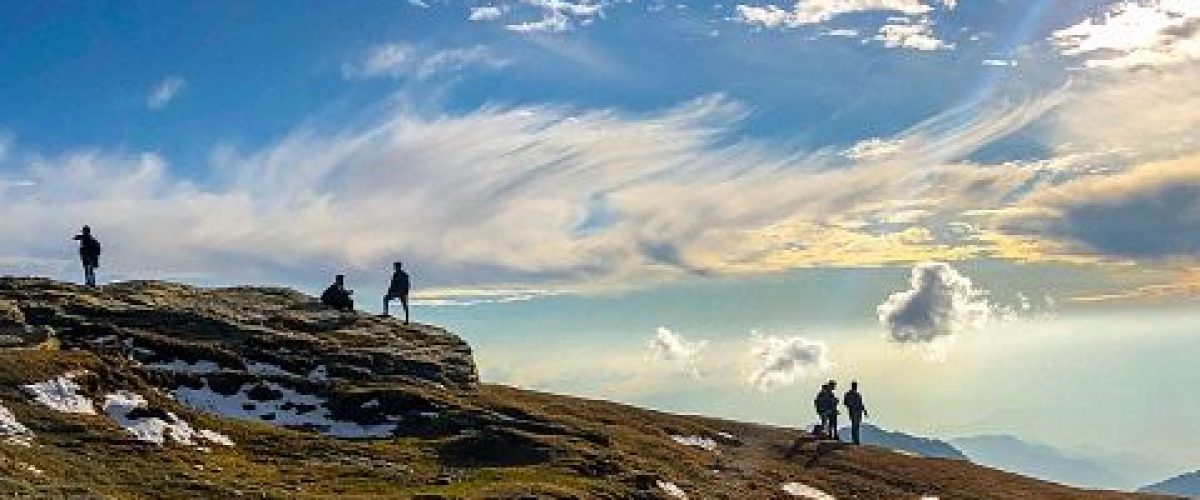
[0,277,478,437]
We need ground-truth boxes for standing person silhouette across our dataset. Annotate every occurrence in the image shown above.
[844,381,869,445]
[383,262,410,323]
[72,226,102,287]
[814,381,839,440]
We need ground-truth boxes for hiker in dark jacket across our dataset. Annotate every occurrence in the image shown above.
[72,225,101,287]
[844,381,869,445]
[320,275,354,312]
[383,261,410,323]
[814,381,840,440]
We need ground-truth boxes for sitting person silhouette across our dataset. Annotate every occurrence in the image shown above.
[383,261,410,323]
[72,225,102,287]
[320,275,354,311]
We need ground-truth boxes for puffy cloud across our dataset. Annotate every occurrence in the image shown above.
[996,154,1200,259]
[342,43,508,80]
[877,262,992,345]
[748,332,831,391]
[469,5,504,21]
[146,76,185,110]
[734,0,948,28]
[647,327,708,377]
[874,17,953,51]
[1052,0,1200,69]
[504,0,604,33]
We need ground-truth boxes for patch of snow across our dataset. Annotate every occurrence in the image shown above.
[890,448,920,457]
[246,361,294,377]
[172,381,398,438]
[657,480,688,499]
[198,429,235,446]
[671,435,718,451]
[23,373,96,414]
[19,462,42,475]
[716,431,736,441]
[102,391,233,447]
[0,404,34,446]
[145,359,222,374]
[307,365,329,381]
[782,482,836,499]
[362,399,380,409]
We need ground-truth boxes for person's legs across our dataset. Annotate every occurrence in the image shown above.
[401,294,409,324]
[830,413,840,440]
[383,296,390,316]
[818,413,830,439]
[850,414,862,445]
[83,264,96,287]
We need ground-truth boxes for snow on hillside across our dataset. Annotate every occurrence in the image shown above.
[23,372,96,414]
[172,380,400,438]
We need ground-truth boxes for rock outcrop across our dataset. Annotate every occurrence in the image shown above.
[0,277,478,438]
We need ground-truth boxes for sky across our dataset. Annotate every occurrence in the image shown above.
[2,0,1199,486]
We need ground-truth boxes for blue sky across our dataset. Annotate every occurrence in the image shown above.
[2,0,1199,486]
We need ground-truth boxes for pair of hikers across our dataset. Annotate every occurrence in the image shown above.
[320,262,411,323]
[814,380,869,445]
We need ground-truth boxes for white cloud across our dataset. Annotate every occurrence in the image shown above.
[504,0,604,32]
[146,76,185,110]
[748,332,831,391]
[0,86,1065,293]
[647,327,708,377]
[874,17,953,51]
[470,5,504,21]
[1052,0,1200,69]
[343,43,509,80]
[842,137,906,160]
[734,0,952,28]
[877,262,992,346]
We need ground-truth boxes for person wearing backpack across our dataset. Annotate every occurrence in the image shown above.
[383,261,411,323]
[72,225,102,287]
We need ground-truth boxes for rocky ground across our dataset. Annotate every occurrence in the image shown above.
[0,278,1173,498]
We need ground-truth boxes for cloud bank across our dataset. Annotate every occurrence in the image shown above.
[998,154,1200,259]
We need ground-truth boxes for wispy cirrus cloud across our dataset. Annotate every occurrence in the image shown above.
[342,43,509,80]
[0,83,1078,294]
[146,76,185,110]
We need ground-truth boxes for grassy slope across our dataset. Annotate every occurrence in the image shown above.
[0,350,1167,499]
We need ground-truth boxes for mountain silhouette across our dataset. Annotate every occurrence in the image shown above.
[952,435,1130,490]
[840,423,968,460]
[1140,470,1200,498]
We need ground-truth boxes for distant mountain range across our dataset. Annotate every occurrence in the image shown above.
[846,425,1177,493]
[1140,471,1200,498]
[951,435,1130,490]
[842,424,968,460]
